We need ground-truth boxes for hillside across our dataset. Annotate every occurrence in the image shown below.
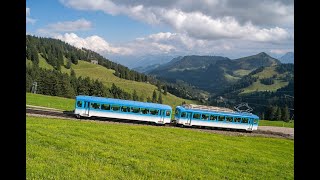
[240,66,291,94]
[27,57,196,109]
[149,52,282,93]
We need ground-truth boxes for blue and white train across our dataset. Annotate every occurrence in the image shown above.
[174,104,259,131]
[74,95,172,124]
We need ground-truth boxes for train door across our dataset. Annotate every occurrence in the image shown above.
[186,112,192,125]
[84,101,90,116]
[159,110,165,123]
[248,118,253,130]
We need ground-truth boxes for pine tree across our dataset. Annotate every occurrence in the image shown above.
[132,90,139,101]
[66,59,72,69]
[267,106,277,120]
[26,73,32,92]
[70,52,78,64]
[139,94,145,102]
[157,81,161,91]
[70,69,76,77]
[164,85,168,95]
[275,106,282,121]
[157,92,163,104]
[281,106,290,122]
[152,90,157,103]
[30,45,39,64]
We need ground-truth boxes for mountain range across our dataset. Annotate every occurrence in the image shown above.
[148,52,286,94]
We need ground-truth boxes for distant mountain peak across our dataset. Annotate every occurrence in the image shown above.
[279,52,294,64]
[257,52,269,56]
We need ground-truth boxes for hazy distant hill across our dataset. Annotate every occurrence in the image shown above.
[279,52,294,64]
[111,54,176,70]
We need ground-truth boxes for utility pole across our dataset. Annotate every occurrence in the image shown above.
[31,82,37,94]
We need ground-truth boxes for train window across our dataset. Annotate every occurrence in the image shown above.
[234,117,241,123]
[121,106,130,112]
[181,112,186,118]
[150,109,159,115]
[253,119,258,124]
[101,104,110,110]
[112,105,120,111]
[218,116,225,121]
[141,108,149,114]
[242,118,248,123]
[166,111,171,116]
[202,114,209,120]
[175,110,180,116]
[226,116,233,122]
[210,115,217,121]
[76,101,83,108]
[193,113,201,119]
[91,103,100,109]
[132,107,140,113]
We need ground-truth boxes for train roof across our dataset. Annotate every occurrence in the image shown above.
[76,95,172,110]
[177,104,259,118]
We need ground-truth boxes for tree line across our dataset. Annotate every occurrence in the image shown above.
[209,81,294,122]
[26,35,158,84]
[26,65,164,103]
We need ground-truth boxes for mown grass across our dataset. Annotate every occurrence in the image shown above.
[26,93,75,111]
[233,69,252,77]
[240,66,290,94]
[259,120,294,128]
[27,116,293,180]
[241,80,289,94]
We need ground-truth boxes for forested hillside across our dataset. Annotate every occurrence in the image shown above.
[26,35,197,109]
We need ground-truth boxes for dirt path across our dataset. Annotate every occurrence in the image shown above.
[258,126,294,137]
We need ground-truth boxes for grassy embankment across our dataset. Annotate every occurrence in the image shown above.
[27,116,293,179]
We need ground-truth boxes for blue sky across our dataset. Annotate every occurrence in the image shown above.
[27,0,294,67]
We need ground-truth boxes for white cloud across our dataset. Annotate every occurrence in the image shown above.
[60,0,293,26]
[159,9,291,42]
[270,49,292,55]
[26,7,36,24]
[59,0,293,43]
[26,8,30,16]
[55,33,133,55]
[37,19,92,36]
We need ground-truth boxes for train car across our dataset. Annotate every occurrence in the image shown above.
[74,95,172,124]
[174,104,259,131]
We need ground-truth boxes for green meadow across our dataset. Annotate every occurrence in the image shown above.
[259,120,294,128]
[27,116,293,179]
[26,93,75,111]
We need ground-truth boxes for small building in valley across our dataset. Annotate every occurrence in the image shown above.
[91,60,98,64]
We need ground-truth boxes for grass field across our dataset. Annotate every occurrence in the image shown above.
[241,80,289,94]
[233,69,252,77]
[240,66,290,94]
[26,93,75,111]
[27,58,196,109]
[27,116,293,179]
[259,120,294,128]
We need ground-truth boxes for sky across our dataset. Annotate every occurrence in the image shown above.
[26,0,294,66]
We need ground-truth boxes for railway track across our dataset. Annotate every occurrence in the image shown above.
[26,107,294,139]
